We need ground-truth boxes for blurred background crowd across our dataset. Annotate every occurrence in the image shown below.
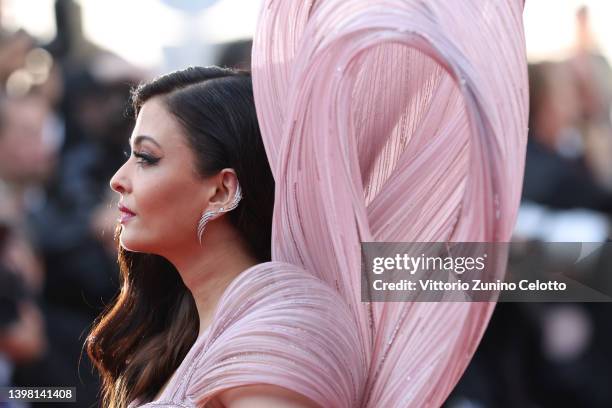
[0,1,610,407]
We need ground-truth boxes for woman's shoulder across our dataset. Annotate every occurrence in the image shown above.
[184,261,367,408]
[199,261,366,357]
[210,261,354,313]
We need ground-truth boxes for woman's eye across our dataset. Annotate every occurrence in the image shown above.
[133,151,160,166]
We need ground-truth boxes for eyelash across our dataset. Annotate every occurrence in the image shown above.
[123,150,160,166]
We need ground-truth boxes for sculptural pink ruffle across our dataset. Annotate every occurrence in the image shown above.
[132,1,528,407]
[250,0,528,406]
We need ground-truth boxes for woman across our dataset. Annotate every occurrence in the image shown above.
[89,0,529,406]
[87,67,364,407]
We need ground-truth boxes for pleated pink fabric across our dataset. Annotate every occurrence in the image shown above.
[133,1,528,407]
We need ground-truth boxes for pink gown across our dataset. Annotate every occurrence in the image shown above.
[131,0,528,406]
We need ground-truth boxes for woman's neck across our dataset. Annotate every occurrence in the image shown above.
[165,221,259,336]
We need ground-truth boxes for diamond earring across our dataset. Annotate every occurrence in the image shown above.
[197,182,243,244]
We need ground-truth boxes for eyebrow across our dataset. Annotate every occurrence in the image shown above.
[130,135,162,148]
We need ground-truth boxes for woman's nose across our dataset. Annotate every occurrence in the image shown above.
[110,163,130,194]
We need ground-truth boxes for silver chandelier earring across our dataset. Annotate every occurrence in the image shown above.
[197,182,243,244]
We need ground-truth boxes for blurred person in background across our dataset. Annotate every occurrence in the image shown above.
[0,94,56,290]
[0,30,34,87]
[568,6,612,190]
[0,93,52,407]
[46,0,111,68]
[216,39,252,70]
[522,61,612,214]
[0,217,46,408]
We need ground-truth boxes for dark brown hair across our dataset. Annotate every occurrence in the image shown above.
[86,66,275,407]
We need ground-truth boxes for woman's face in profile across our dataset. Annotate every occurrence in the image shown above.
[110,97,211,254]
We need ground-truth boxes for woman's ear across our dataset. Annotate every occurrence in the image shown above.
[207,169,241,211]
[197,169,243,243]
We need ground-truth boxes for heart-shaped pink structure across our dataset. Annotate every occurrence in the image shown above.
[250,1,529,406]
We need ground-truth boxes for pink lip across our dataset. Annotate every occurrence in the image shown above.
[119,212,135,224]
[118,203,136,224]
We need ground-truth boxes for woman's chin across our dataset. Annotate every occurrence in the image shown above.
[118,232,148,253]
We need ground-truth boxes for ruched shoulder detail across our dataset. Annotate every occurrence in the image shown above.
[184,261,368,408]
